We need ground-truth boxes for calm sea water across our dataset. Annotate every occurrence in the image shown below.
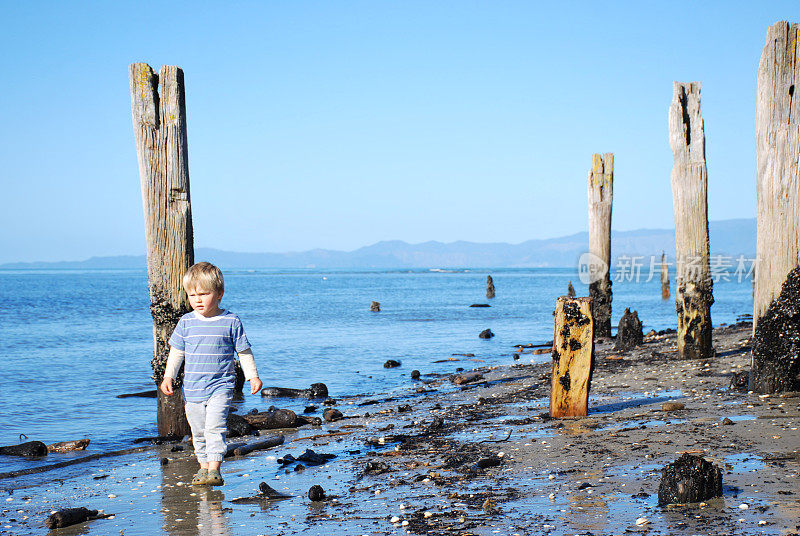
[0,268,753,473]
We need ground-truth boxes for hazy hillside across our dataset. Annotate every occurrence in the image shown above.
[2,218,756,270]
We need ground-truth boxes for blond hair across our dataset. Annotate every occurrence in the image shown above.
[183,262,224,293]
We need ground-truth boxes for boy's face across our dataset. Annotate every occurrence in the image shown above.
[185,285,224,317]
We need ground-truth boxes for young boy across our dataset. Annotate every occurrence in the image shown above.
[160,262,263,486]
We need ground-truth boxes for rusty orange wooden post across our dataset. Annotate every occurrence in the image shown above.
[550,297,595,418]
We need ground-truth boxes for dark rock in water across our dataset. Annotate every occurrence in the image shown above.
[323,397,337,406]
[397,404,412,413]
[384,359,401,368]
[308,484,326,501]
[486,275,495,299]
[160,457,169,466]
[298,449,336,466]
[615,308,643,351]
[304,405,318,413]
[470,303,491,307]
[170,444,184,452]
[363,461,390,475]
[277,453,297,465]
[244,407,298,429]
[751,266,800,393]
[323,408,344,422]
[370,301,381,312]
[479,329,495,339]
[656,328,677,335]
[473,456,503,470]
[722,417,735,425]
[0,441,47,457]
[294,464,305,471]
[730,370,750,392]
[567,281,576,298]
[260,383,329,399]
[44,507,106,529]
[658,453,722,505]
[410,369,421,379]
[231,482,291,503]
[428,416,444,430]
[227,413,254,437]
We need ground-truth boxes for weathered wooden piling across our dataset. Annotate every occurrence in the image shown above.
[486,275,495,299]
[669,82,714,359]
[751,21,800,393]
[567,280,576,298]
[588,154,613,338]
[661,251,670,299]
[550,297,594,418]
[129,63,193,435]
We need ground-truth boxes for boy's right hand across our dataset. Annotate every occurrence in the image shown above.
[160,377,174,396]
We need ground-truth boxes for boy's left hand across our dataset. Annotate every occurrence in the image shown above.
[249,377,263,395]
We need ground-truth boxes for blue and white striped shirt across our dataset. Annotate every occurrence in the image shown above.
[168,310,251,403]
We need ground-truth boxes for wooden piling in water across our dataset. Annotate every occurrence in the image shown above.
[751,21,800,393]
[669,82,714,359]
[549,297,594,418]
[661,251,670,299]
[129,63,193,436]
[587,154,613,338]
[486,275,495,299]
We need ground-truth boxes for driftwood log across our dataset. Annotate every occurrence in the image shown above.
[669,81,714,359]
[261,383,328,399]
[44,507,112,529]
[47,439,90,453]
[116,389,157,399]
[550,297,594,418]
[129,63,193,436]
[587,153,613,338]
[751,21,800,393]
[225,434,284,457]
[0,441,47,457]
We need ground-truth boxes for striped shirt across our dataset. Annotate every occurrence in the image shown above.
[168,310,251,402]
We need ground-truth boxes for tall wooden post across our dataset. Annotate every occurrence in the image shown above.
[486,275,495,299]
[669,82,714,360]
[588,153,613,338]
[661,251,670,299]
[550,297,594,418]
[129,63,193,435]
[751,21,800,393]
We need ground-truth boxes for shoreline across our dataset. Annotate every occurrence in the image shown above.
[2,322,799,535]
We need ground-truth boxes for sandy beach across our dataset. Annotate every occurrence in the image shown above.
[2,322,798,536]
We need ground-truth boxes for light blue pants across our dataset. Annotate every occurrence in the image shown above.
[184,389,233,463]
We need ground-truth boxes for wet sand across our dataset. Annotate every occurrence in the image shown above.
[2,323,799,535]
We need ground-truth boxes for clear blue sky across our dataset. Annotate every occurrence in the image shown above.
[1,1,798,263]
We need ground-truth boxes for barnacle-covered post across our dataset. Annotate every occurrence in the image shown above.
[550,297,594,418]
[129,63,193,435]
[669,81,714,359]
[661,251,670,299]
[587,153,613,338]
[751,21,800,393]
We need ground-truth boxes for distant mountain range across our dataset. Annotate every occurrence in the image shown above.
[2,218,756,270]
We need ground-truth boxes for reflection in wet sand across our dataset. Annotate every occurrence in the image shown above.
[160,456,231,536]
